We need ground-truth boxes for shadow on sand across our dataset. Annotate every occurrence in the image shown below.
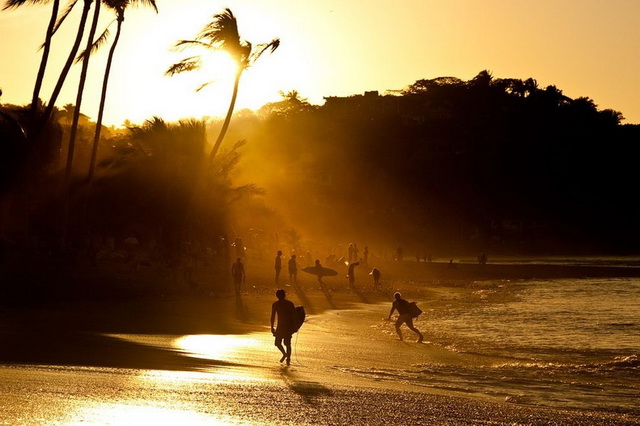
[279,368,333,405]
[348,283,370,304]
[0,329,241,372]
[289,283,315,314]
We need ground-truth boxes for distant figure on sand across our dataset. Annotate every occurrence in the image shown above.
[288,254,298,284]
[270,289,296,366]
[396,245,404,261]
[231,257,245,294]
[274,250,283,284]
[347,261,360,285]
[370,267,381,286]
[363,246,369,266]
[388,292,423,343]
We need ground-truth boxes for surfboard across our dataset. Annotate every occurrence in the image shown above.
[293,305,306,333]
[302,266,338,277]
[408,301,423,318]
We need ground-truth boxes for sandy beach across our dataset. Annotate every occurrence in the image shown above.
[1,258,639,424]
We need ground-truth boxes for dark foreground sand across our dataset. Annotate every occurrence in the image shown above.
[1,259,639,425]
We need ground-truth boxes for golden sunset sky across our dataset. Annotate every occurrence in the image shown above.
[1,0,639,126]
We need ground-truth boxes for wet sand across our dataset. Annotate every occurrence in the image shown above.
[1,259,639,424]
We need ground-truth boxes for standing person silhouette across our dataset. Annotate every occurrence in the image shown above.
[270,289,296,365]
[274,250,283,284]
[370,267,381,286]
[231,257,245,294]
[288,254,298,284]
[388,292,423,342]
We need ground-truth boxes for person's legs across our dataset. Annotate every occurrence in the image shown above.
[406,318,424,342]
[274,336,286,362]
[394,316,405,340]
[284,335,292,365]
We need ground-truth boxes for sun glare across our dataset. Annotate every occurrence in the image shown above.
[174,334,261,362]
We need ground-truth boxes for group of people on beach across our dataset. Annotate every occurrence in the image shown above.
[270,288,424,365]
[233,245,425,365]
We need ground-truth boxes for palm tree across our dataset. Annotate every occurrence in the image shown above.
[2,0,61,120]
[64,0,100,183]
[166,8,279,163]
[61,0,100,247]
[37,0,92,133]
[87,0,158,183]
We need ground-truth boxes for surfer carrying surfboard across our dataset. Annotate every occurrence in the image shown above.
[270,289,296,365]
[388,292,424,343]
[314,259,325,285]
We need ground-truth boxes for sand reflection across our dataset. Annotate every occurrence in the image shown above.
[73,402,239,425]
[174,334,262,362]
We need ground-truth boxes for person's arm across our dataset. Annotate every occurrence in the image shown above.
[388,304,395,320]
[270,305,276,335]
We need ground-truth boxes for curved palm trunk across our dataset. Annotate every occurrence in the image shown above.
[82,11,122,229]
[208,69,242,163]
[65,0,100,181]
[38,0,92,133]
[62,0,101,247]
[87,10,120,182]
[30,0,60,118]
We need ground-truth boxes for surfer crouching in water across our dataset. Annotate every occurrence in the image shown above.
[388,292,424,343]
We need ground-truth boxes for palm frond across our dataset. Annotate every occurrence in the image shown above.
[53,0,78,36]
[2,0,29,11]
[3,0,52,10]
[199,8,240,48]
[195,81,214,92]
[249,38,280,65]
[137,0,157,13]
[165,57,201,76]
[172,39,212,52]
[74,25,111,63]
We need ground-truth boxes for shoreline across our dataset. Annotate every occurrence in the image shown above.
[1,260,639,424]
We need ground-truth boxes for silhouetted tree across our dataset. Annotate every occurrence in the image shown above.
[2,0,61,120]
[166,8,279,163]
[61,0,101,247]
[37,0,91,132]
[87,0,157,185]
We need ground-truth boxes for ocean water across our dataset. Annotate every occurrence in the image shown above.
[407,277,640,414]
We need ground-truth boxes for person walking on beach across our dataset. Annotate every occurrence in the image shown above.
[231,257,245,294]
[274,250,283,284]
[270,289,296,365]
[388,292,423,343]
[288,254,298,284]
